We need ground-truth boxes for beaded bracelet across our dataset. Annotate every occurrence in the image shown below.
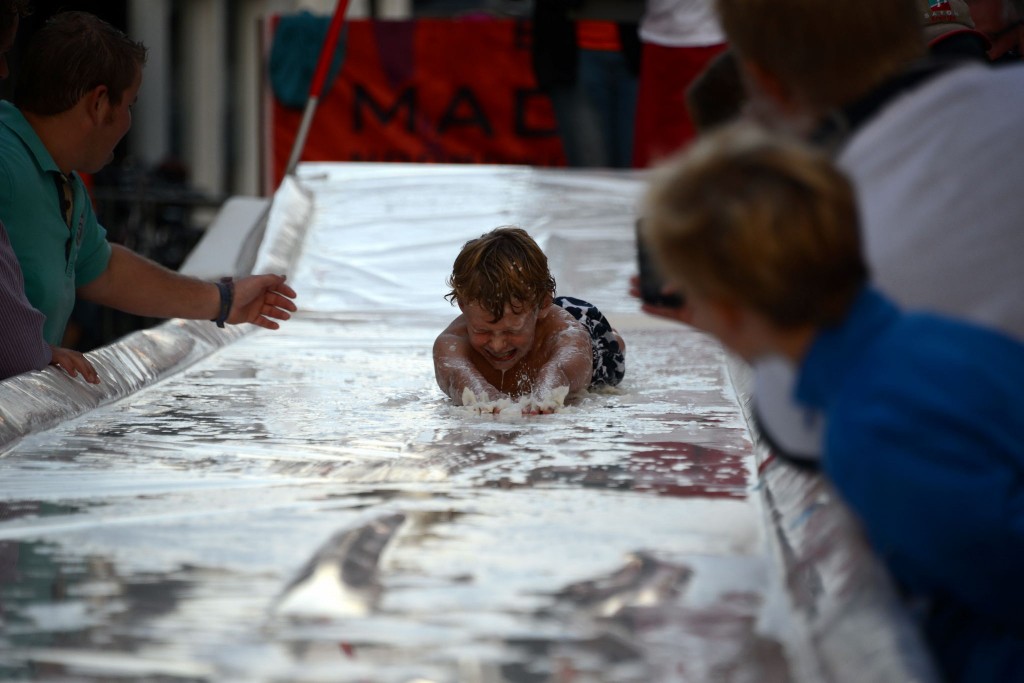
[212,276,234,328]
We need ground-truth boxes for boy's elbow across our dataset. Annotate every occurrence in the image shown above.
[433,363,459,401]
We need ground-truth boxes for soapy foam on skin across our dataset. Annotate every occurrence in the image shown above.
[460,385,571,415]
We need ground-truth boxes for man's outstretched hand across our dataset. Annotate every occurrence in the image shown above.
[228,274,298,330]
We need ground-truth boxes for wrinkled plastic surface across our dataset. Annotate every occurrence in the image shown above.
[0,163,935,682]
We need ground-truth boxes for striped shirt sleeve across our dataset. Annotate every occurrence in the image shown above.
[0,220,51,380]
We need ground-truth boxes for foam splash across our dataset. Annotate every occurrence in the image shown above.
[459,385,571,416]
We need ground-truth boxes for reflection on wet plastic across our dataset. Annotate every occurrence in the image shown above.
[274,512,405,618]
[550,551,691,618]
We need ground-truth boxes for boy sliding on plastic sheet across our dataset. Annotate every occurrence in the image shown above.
[434,227,625,414]
[642,123,1024,682]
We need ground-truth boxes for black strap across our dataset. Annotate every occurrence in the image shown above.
[212,276,234,328]
[810,58,964,154]
[750,404,824,472]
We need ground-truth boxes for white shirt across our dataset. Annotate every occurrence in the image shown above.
[639,0,725,47]
[840,62,1024,342]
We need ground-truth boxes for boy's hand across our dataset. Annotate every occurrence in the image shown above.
[49,345,100,384]
[462,387,507,414]
[522,403,557,416]
[521,386,570,416]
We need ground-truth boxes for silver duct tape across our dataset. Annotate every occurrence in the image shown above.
[0,320,244,451]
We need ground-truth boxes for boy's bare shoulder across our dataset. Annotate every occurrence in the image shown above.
[434,315,470,355]
[437,314,468,338]
[539,305,590,349]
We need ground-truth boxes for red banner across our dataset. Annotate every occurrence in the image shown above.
[267,18,567,190]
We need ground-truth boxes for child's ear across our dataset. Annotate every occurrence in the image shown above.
[711,298,753,341]
[711,297,776,362]
[536,293,554,319]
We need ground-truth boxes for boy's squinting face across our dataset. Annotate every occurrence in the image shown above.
[461,300,543,372]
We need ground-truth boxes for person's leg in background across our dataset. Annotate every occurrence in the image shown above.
[575,19,639,168]
[578,46,639,169]
[547,82,608,167]
[531,5,606,167]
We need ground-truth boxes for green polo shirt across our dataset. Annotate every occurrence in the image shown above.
[0,101,111,344]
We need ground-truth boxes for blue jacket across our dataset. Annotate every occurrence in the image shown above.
[795,288,1024,682]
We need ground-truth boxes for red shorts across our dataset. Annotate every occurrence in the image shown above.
[632,41,727,168]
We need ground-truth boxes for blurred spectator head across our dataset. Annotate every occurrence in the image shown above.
[921,0,992,57]
[643,124,868,335]
[921,0,978,40]
[966,0,1023,60]
[966,0,1022,34]
[715,0,925,115]
[686,50,747,134]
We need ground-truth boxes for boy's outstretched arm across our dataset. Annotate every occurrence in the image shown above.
[433,322,502,405]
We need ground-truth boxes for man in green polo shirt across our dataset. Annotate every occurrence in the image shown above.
[0,11,297,347]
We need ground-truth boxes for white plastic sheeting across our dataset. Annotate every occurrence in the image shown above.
[0,164,935,682]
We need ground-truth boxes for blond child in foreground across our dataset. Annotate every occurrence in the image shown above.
[642,123,1024,682]
[433,227,625,414]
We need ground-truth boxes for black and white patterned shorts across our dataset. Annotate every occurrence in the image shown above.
[553,296,625,388]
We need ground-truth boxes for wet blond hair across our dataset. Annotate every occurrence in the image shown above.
[643,124,868,328]
[716,0,924,112]
[445,226,556,322]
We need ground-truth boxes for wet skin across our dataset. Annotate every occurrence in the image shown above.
[462,301,571,395]
[434,300,593,401]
